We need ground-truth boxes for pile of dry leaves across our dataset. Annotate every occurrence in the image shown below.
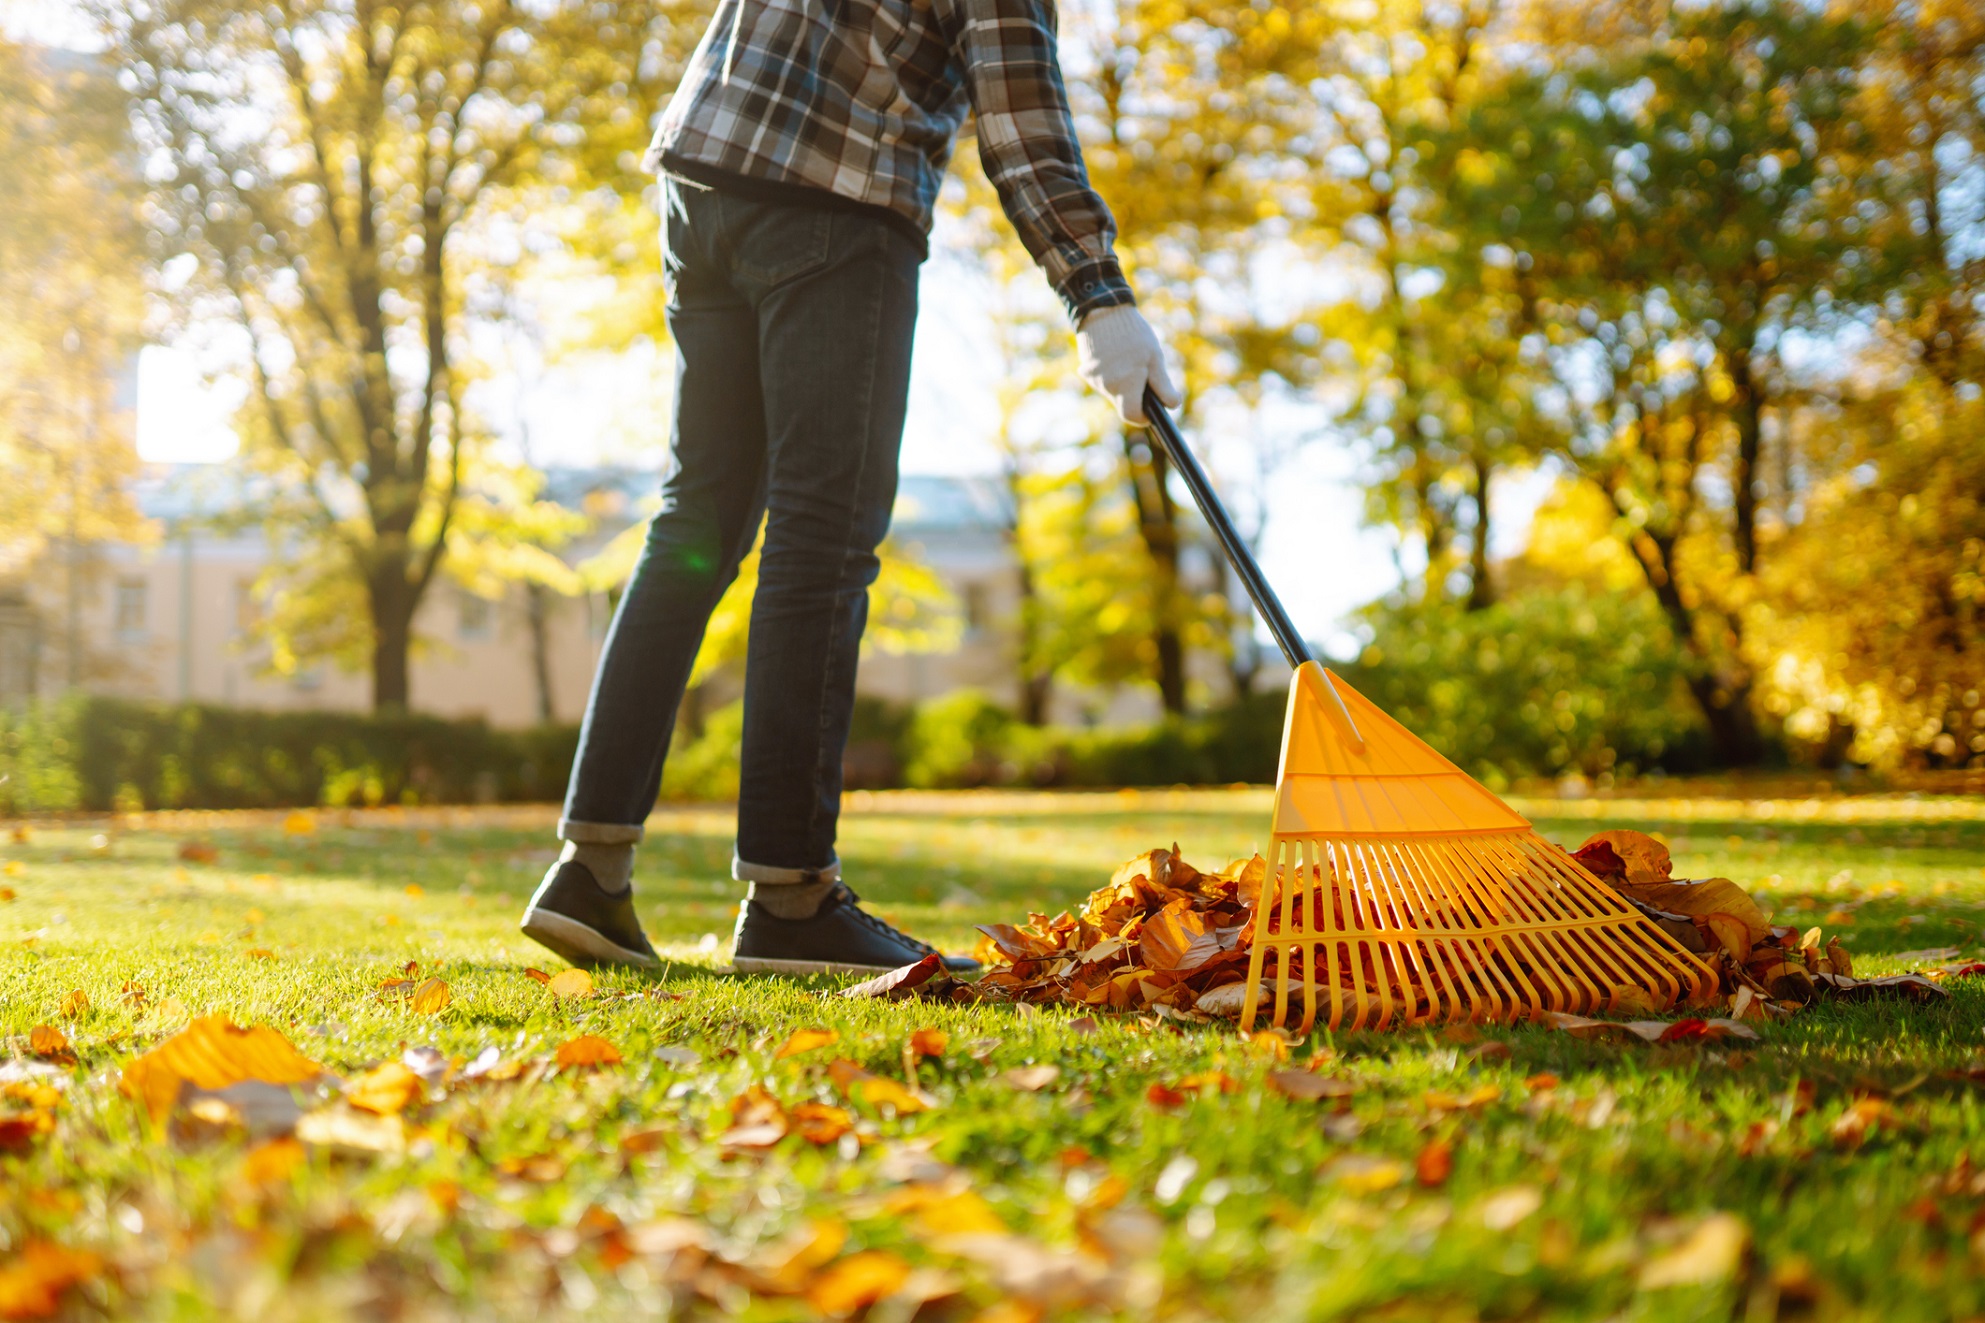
[963,831,1958,1026]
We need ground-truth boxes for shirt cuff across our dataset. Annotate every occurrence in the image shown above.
[1057,256,1136,323]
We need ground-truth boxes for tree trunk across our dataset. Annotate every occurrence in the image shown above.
[369,572,416,713]
[1122,430,1187,716]
[1621,520,1765,766]
[524,582,555,724]
[1465,450,1495,611]
[1727,347,1763,575]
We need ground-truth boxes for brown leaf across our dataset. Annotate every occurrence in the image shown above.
[1815,971,1946,1003]
[1824,937,1852,977]
[1415,1138,1453,1187]
[409,978,451,1015]
[720,1086,789,1148]
[0,1240,104,1318]
[547,968,594,999]
[1145,1082,1188,1109]
[908,1028,949,1057]
[791,1102,854,1145]
[1001,1065,1060,1092]
[1830,1098,1890,1147]
[1577,830,1673,886]
[554,1036,621,1068]
[26,1025,70,1061]
[345,1061,426,1116]
[775,1028,839,1060]
[1265,1070,1354,1102]
[620,1127,671,1155]
[841,953,944,999]
[239,1136,306,1186]
[57,991,88,1020]
[522,968,553,986]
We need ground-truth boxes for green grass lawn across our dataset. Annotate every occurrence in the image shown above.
[4,786,1985,1321]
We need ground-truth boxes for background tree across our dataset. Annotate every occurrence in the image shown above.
[0,38,151,691]
[110,0,685,710]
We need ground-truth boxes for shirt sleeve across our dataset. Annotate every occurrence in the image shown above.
[937,0,1135,322]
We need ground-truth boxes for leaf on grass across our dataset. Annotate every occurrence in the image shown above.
[245,948,276,961]
[808,1250,913,1317]
[792,1102,854,1145]
[908,1028,949,1058]
[58,991,87,1020]
[620,1127,671,1155]
[1416,1138,1453,1188]
[1639,1213,1749,1289]
[720,1086,789,1148]
[752,1219,847,1293]
[282,810,316,836]
[1576,830,1671,886]
[827,1059,934,1114]
[1542,1012,1758,1044]
[119,1016,323,1125]
[1479,1186,1543,1230]
[27,1026,71,1063]
[0,1240,103,1319]
[1178,1071,1238,1096]
[1001,1065,1060,1092]
[295,1105,405,1154]
[345,1061,426,1116]
[554,1036,621,1068]
[1815,971,1946,1004]
[1265,1070,1355,1102]
[1146,1082,1188,1109]
[547,968,594,999]
[1830,1098,1889,1147]
[239,1136,306,1186]
[177,840,219,864]
[522,968,553,986]
[409,979,450,1015]
[1323,1154,1405,1194]
[775,1028,839,1060]
[841,953,944,1000]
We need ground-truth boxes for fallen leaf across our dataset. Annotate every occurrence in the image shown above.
[281,810,316,836]
[775,1028,839,1060]
[720,1086,789,1148]
[1639,1213,1749,1289]
[1266,1070,1355,1101]
[808,1250,913,1317]
[1146,1082,1188,1109]
[1479,1186,1543,1230]
[1002,1065,1060,1092]
[908,1028,950,1057]
[620,1127,671,1155]
[1525,1073,1559,1090]
[547,968,594,999]
[1830,1097,1889,1147]
[295,1105,405,1153]
[345,1061,426,1116]
[245,948,276,961]
[0,1240,103,1319]
[840,953,946,1000]
[57,991,87,1020]
[239,1135,306,1186]
[1576,830,1671,886]
[792,1102,854,1145]
[1416,1138,1453,1188]
[409,978,450,1015]
[522,968,552,986]
[177,840,219,864]
[26,1026,70,1061]
[753,1219,848,1293]
[1323,1154,1405,1193]
[554,1036,621,1068]
[119,1016,323,1125]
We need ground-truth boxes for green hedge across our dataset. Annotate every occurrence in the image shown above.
[0,697,577,813]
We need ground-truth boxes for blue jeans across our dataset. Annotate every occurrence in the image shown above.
[559,178,922,879]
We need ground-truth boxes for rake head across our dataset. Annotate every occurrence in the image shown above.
[1238,663,1718,1034]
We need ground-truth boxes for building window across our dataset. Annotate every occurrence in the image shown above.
[459,592,493,641]
[114,579,148,640]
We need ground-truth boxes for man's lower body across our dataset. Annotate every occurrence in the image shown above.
[520,177,974,976]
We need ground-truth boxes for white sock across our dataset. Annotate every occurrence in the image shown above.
[560,840,633,895]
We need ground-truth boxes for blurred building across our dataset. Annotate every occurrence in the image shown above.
[0,466,1134,726]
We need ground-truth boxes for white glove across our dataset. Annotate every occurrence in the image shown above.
[1077,304,1182,426]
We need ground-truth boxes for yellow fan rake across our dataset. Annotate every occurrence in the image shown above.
[1139,393,1716,1033]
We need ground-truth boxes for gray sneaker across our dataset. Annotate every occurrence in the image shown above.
[520,860,661,969]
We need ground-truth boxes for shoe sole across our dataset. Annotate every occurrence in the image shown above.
[731,955,906,977]
[520,908,661,970]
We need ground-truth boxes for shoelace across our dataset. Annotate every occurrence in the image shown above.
[832,885,936,957]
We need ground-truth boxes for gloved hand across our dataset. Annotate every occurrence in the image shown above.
[1076,304,1182,426]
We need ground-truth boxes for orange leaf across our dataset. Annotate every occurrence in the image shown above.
[0,1240,103,1319]
[1415,1138,1453,1188]
[1146,1082,1188,1109]
[345,1061,426,1116]
[522,968,553,986]
[58,991,87,1019]
[555,1035,621,1068]
[26,1026,69,1059]
[1265,1070,1354,1102]
[119,1016,323,1125]
[807,1250,912,1317]
[721,1086,789,1148]
[1178,1071,1237,1095]
[791,1102,854,1145]
[245,949,276,961]
[548,969,594,999]
[908,1028,949,1058]
[409,978,451,1015]
[775,1028,839,1060]
[240,1136,306,1186]
[855,1076,930,1115]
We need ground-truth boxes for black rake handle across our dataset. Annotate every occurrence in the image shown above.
[1141,387,1314,670]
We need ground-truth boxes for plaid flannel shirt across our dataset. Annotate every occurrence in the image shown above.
[641,0,1134,321]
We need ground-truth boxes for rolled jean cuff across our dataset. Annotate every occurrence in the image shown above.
[732,853,841,886]
[558,818,645,846]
